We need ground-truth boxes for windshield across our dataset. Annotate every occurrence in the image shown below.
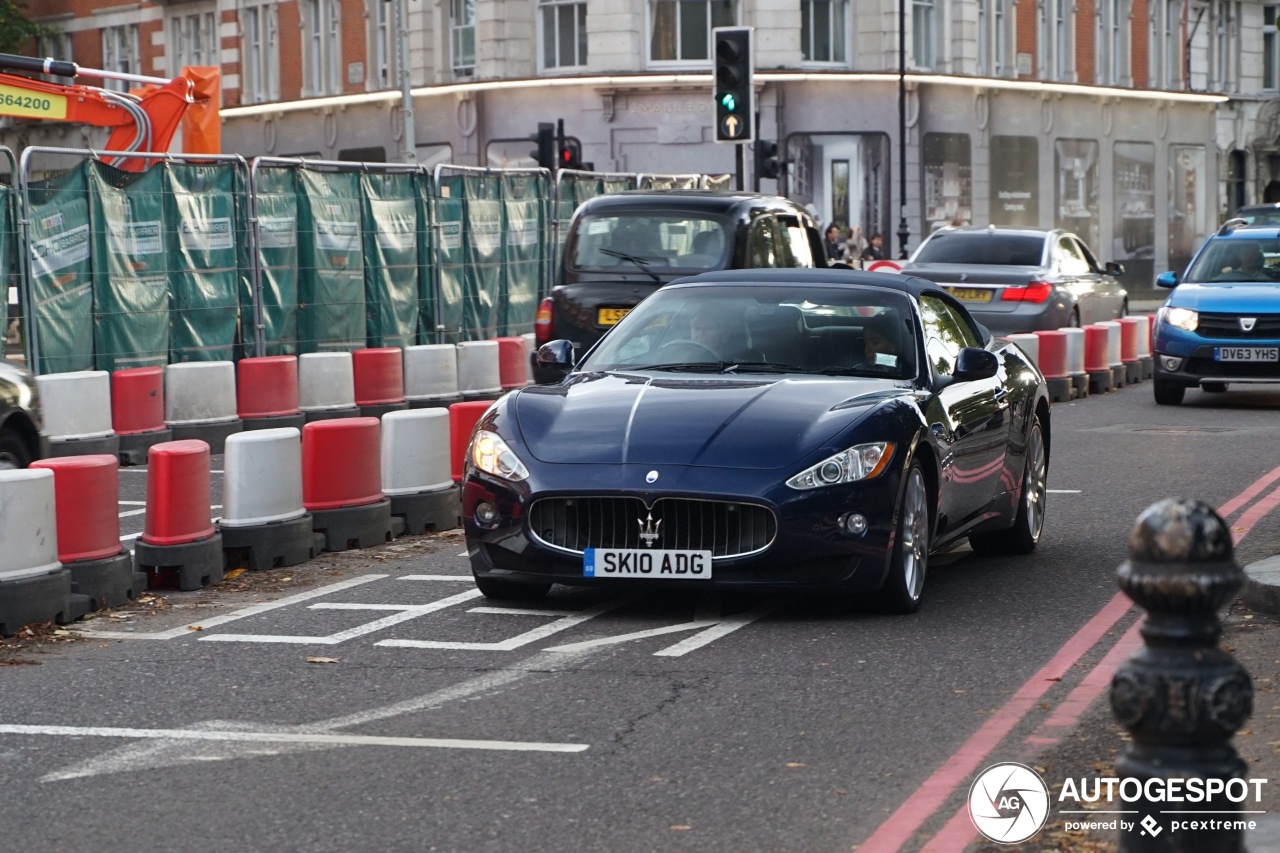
[568,213,730,273]
[912,232,1046,266]
[1184,236,1280,283]
[1235,208,1280,226]
[582,284,918,380]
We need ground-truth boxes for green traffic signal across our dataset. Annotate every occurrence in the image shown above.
[720,92,737,112]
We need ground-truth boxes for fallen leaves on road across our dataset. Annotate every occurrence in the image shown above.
[305,656,340,664]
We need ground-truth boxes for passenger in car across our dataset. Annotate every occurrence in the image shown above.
[860,313,903,370]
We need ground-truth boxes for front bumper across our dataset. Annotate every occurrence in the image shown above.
[1153,323,1280,386]
[462,465,901,592]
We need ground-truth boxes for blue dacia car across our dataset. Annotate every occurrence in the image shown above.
[1152,221,1280,405]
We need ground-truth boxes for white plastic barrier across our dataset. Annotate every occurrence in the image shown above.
[456,340,503,398]
[221,428,306,527]
[381,410,453,495]
[403,344,461,404]
[1062,327,1086,376]
[0,469,61,581]
[1099,320,1124,371]
[299,352,357,412]
[36,371,113,442]
[1135,316,1153,358]
[1005,333,1039,368]
[166,362,239,426]
[522,333,537,383]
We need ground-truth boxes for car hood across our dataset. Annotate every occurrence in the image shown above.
[1168,282,1280,312]
[512,373,902,468]
[898,263,1045,284]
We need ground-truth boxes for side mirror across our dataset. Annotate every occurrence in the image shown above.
[1104,261,1125,276]
[953,347,999,382]
[535,340,575,381]
[1156,271,1179,288]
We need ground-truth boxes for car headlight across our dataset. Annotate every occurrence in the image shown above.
[469,430,530,482]
[1158,306,1198,332]
[786,442,895,490]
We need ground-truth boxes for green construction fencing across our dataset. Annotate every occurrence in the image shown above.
[361,169,423,350]
[247,163,300,356]
[296,169,366,353]
[23,163,94,374]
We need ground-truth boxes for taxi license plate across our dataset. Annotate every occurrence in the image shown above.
[584,548,713,580]
[1215,347,1279,362]
[944,287,993,303]
[597,307,632,326]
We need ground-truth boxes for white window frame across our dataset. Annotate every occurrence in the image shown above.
[801,0,851,67]
[911,0,936,70]
[1039,0,1073,81]
[538,0,588,71]
[1096,0,1128,85]
[1211,0,1236,91]
[36,31,73,83]
[647,0,738,67]
[978,0,1008,76]
[101,25,140,92]
[170,11,219,76]
[1266,5,1279,91]
[370,0,395,89]
[451,0,476,77]
[303,0,341,96]
[1151,0,1183,89]
[242,4,280,104]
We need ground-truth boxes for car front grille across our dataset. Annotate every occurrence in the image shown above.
[1185,356,1280,379]
[1196,313,1280,339]
[528,496,777,558]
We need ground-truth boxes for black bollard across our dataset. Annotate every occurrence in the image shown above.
[1110,498,1255,852]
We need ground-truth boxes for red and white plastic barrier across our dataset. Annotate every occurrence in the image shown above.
[449,401,492,483]
[1032,330,1071,402]
[404,344,462,408]
[165,362,243,454]
[1084,325,1113,394]
[456,341,503,401]
[238,355,304,431]
[112,367,171,465]
[381,409,460,534]
[1004,333,1039,368]
[1098,320,1125,388]
[37,370,120,459]
[497,337,531,391]
[299,352,359,422]
[302,418,393,551]
[353,347,408,418]
[134,439,225,590]
[1117,317,1144,384]
[522,333,537,384]
[1061,327,1088,399]
[220,428,317,570]
[0,469,79,634]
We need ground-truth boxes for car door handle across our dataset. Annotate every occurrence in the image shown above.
[992,387,1010,408]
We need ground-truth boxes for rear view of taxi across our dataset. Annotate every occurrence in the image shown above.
[1152,221,1280,405]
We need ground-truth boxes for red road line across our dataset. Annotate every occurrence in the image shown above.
[1217,461,1280,521]
[852,592,1134,853]
[1229,482,1280,545]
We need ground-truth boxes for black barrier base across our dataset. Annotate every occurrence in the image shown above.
[311,500,394,552]
[135,532,225,592]
[67,550,146,610]
[390,487,461,535]
[1140,356,1154,380]
[1111,365,1126,388]
[1124,361,1143,384]
[0,569,79,635]
[50,433,121,460]
[169,420,243,455]
[408,396,462,410]
[1046,377,1073,404]
[243,413,306,432]
[360,401,409,420]
[1071,373,1090,398]
[119,428,172,466]
[221,513,318,570]
[1088,368,1114,395]
[462,390,503,403]
[303,407,361,423]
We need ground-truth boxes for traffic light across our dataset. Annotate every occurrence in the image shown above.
[712,27,754,144]
[561,138,583,171]
[530,122,556,170]
[756,140,780,180]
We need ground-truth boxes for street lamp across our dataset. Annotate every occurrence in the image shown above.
[896,0,910,260]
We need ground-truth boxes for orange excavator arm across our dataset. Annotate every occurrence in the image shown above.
[0,53,216,172]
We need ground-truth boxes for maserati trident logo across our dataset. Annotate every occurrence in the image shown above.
[1240,317,1257,332]
[637,512,662,547]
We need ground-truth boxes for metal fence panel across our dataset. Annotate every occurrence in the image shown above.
[361,170,421,349]
[24,165,94,373]
[296,169,365,353]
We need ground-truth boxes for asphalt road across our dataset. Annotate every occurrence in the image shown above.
[3,378,1280,853]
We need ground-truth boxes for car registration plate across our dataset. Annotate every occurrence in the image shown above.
[597,307,632,326]
[584,548,713,580]
[944,287,993,303]
[1214,347,1279,362]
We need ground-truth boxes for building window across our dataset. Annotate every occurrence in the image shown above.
[911,0,935,70]
[1039,0,1071,80]
[1151,0,1182,89]
[978,0,1007,76]
[101,25,140,92]
[451,0,476,76]
[649,0,736,63]
[1096,0,1128,85]
[1266,6,1279,90]
[540,0,587,70]
[370,0,395,89]
[36,30,73,82]
[242,5,280,104]
[801,0,849,65]
[1212,1,1236,91]
[170,11,219,76]
[303,0,341,95]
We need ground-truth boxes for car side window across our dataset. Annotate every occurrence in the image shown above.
[1072,236,1101,272]
[1057,236,1090,275]
[748,216,780,268]
[778,216,815,268]
[920,295,980,376]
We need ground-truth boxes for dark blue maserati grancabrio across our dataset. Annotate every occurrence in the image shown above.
[462,269,1050,614]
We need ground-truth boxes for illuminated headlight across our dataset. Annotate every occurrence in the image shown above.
[786,443,895,490]
[1158,306,1198,332]
[469,430,530,482]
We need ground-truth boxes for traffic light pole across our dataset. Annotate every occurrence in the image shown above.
[736,144,745,192]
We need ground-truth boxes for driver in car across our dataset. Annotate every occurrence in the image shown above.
[684,305,763,362]
[860,313,903,371]
[1229,244,1272,281]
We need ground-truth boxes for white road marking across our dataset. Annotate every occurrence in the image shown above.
[377,594,638,651]
[74,575,388,640]
[468,607,582,617]
[399,574,472,581]
[119,500,147,506]
[546,598,790,657]
[1047,489,1082,494]
[0,724,586,754]
[118,505,221,519]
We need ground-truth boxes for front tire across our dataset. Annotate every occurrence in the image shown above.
[1153,380,1185,406]
[969,417,1047,556]
[0,427,31,470]
[874,463,929,614]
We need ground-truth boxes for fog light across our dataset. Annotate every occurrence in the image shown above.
[474,501,499,526]
[1161,356,1183,371]
[839,512,868,536]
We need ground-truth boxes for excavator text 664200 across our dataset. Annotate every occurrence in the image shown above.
[0,52,220,171]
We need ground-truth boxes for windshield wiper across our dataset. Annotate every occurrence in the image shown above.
[629,361,734,372]
[599,248,662,283]
[721,362,805,374]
